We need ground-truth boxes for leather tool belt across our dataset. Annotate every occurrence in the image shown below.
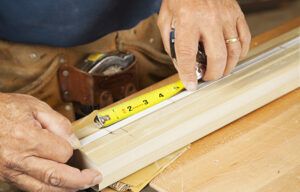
[58,51,138,118]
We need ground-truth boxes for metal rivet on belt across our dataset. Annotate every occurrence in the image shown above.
[29,53,38,59]
[65,104,72,111]
[149,38,154,43]
[62,70,69,77]
[59,57,66,64]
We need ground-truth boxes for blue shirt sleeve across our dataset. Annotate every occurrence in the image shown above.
[0,0,161,47]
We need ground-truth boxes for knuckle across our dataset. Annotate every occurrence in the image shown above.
[3,158,16,170]
[2,170,22,182]
[2,154,20,170]
[44,168,64,187]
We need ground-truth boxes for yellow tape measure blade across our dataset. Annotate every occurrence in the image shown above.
[94,81,184,128]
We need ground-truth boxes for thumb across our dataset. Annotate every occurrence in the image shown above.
[175,25,199,91]
[34,109,81,149]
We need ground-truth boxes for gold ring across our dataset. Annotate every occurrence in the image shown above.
[225,37,239,44]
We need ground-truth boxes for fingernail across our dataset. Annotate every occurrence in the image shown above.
[184,82,198,91]
[68,134,81,149]
[92,174,102,185]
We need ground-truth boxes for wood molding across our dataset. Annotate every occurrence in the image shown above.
[73,26,300,190]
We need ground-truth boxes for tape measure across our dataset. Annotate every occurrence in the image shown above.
[93,28,207,129]
[94,80,185,128]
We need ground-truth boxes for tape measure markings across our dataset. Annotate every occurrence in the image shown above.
[93,81,185,129]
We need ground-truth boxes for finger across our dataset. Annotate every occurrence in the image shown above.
[6,119,73,163]
[3,169,74,192]
[21,156,102,190]
[35,130,74,163]
[34,108,81,149]
[223,25,242,75]
[157,0,172,56]
[202,27,227,81]
[175,20,199,91]
[28,123,74,163]
[237,16,251,58]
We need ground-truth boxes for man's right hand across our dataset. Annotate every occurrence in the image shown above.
[0,93,102,192]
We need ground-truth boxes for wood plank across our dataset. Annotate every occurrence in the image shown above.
[150,88,300,192]
[73,26,300,190]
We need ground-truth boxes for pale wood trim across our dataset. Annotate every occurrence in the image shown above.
[73,27,300,190]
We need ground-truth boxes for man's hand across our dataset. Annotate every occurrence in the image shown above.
[0,93,102,192]
[158,0,251,90]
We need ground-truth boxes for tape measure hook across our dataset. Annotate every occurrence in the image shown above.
[94,115,111,128]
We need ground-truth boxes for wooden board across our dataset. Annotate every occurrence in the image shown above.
[73,25,300,190]
[150,87,300,192]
